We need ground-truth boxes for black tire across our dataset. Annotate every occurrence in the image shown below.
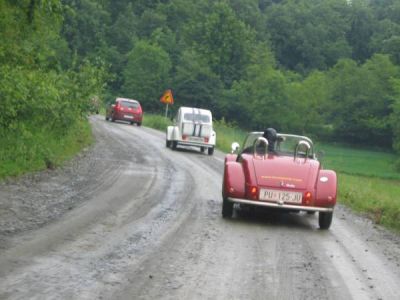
[172,141,177,150]
[137,122,142,127]
[200,146,205,153]
[130,121,134,125]
[208,147,214,156]
[222,197,233,218]
[166,140,171,148]
[319,211,333,229]
[105,116,109,121]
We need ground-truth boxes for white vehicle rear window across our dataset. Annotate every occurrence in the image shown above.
[183,113,210,123]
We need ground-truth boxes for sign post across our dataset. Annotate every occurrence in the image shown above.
[160,89,174,118]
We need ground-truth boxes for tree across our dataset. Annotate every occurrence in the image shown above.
[122,40,172,112]
[184,1,256,88]
[327,55,399,147]
[171,50,222,115]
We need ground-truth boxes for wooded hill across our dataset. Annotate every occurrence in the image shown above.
[1,0,400,168]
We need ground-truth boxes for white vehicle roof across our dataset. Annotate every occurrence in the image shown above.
[179,106,212,116]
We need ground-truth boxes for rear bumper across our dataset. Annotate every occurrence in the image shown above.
[114,112,142,122]
[176,140,214,148]
[227,197,334,212]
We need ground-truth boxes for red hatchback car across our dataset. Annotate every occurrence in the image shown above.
[106,97,143,126]
[222,129,337,229]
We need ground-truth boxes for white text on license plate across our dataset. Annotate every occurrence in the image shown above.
[124,115,133,119]
[259,189,302,203]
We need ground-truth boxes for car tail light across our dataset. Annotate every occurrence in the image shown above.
[182,135,187,140]
[304,191,312,204]
[204,137,209,143]
[248,186,258,200]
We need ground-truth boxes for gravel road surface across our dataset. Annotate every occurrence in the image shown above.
[0,115,399,299]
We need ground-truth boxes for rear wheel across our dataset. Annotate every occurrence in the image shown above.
[172,141,177,150]
[222,197,233,218]
[166,140,171,148]
[137,122,142,127]
[105,116,109,121]
[319,211,333,229]
[200,147,205,153]
[208,147,214,156]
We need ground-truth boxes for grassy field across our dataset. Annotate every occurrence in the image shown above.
[145,113,400,232]
[316,142,400,180]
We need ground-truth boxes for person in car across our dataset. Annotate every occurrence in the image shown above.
[263,127,278,152]
[242,128,278,154]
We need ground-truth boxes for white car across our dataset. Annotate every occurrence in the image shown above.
[166,107,216,155]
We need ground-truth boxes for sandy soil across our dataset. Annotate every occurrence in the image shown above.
[0,115,399,299]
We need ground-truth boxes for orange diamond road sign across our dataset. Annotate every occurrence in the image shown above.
[160,89,174,104]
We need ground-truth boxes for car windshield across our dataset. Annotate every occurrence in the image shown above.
[183,113,210,123]
[121,101,139,108]
[241,132,314,158]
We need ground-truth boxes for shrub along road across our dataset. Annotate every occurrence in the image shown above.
[0,115,399,299]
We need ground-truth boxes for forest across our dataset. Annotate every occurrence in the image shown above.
[1,0,400,171]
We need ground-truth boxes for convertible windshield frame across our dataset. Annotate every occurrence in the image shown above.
[241,132,315,158]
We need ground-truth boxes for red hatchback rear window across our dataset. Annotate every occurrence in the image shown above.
[120,101,140,109]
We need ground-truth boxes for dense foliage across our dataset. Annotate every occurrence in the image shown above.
[1,0,400,170]
[0,0,105,173]
[58,0,400,152]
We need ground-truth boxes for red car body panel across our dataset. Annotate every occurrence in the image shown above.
[223,161,245,198]
[222,133,337,216]
[223,155,336,208]
[315,169,337,207]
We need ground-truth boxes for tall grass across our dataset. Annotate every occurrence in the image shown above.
[339,174,400,231]
[143,113,173,131]
[213,119,246,153]
[0,119,93,179]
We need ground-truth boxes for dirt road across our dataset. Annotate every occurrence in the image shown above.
[0,115,399,299]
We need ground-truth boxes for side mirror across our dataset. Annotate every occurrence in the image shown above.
[231,142,240,153]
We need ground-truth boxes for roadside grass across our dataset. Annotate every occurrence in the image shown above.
[143,113,400,232]
[213,119,246,153]
[339,174,400,232]
[0,119,93,180]
[142,113,172,131]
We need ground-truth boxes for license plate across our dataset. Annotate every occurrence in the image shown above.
[188,136,203,142]
[124,115,133,119]
[259,189,302,204]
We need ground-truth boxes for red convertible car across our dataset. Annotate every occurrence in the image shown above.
[222,129,337,229]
